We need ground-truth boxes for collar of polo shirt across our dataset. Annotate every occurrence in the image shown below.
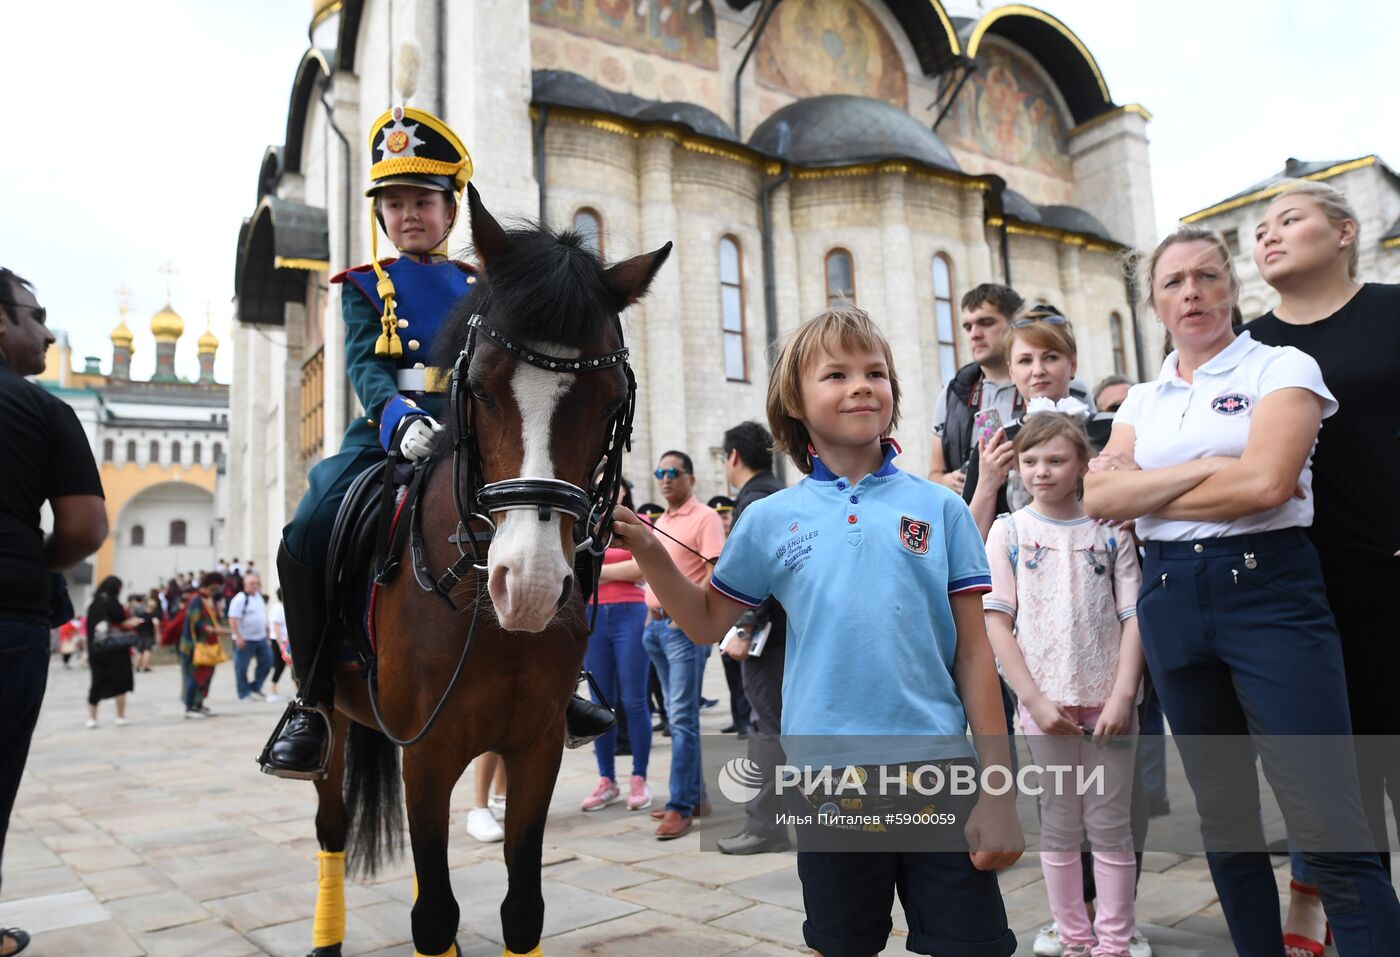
[809,438,902,484]
[1157,331,1258,385]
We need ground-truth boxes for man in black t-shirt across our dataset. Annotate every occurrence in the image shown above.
[0,269,106,956]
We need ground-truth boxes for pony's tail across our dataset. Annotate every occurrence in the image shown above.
[343,721,404,879]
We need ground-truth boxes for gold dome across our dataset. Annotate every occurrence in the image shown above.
[110,320,134,349]
[197,324,219,354]
[150,302,184,342]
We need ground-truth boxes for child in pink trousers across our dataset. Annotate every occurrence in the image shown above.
[984,406,1144,957]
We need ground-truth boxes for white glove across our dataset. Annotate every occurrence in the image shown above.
[398,415,444,463]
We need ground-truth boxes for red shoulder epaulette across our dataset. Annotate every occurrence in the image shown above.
[329,258,398,284]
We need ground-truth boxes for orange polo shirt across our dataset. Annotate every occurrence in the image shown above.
[643,494,727,611]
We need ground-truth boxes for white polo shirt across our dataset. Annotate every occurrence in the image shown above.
[1114,332,1337,542]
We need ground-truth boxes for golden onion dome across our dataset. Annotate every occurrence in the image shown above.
[110,319,134,349]
[150,302,184,342]
[197,324,219,354]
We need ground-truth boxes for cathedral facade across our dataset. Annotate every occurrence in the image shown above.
[39,301,229,610]
[228,0,1161,574]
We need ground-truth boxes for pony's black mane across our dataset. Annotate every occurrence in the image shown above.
[433,223,615,367]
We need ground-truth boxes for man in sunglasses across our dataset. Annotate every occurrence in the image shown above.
[641,450,726,840]
[0,269,107,957]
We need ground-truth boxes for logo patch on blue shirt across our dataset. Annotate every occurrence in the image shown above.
[1211,392,1252,415]
[899,516,931,554]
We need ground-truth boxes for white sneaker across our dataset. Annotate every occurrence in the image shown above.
[466,807,504,843]
[266,693,284,704]
[1032,922,1064,957]
[85,718,98,729]
[115,717,129,727]
[184,709,207,720]
[1128,930,1153,957]
[488,794,507,822]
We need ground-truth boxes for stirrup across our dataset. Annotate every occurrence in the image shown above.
[564,671,616,750]
[257,700,334,781]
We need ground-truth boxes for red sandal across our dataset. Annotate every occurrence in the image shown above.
[1283,879,1332,956]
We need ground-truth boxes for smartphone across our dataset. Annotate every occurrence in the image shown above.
[973,408,1004,447]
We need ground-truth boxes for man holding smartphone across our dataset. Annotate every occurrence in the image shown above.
[929,284,1026,492]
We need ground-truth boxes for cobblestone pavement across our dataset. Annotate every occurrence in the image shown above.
[1,655,1253,956]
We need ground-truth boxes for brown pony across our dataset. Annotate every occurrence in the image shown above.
[308,185,671,957]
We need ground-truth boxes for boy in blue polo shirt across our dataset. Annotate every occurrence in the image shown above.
[613,306,1022,957]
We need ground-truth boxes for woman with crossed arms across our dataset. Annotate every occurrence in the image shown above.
[1084,225,1400,956]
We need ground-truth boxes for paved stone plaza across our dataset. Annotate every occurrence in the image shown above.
[2,655,1256,956]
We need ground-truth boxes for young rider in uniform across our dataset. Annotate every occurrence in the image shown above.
[262,98,610,779]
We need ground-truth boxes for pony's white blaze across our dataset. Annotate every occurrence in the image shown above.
[486,350,578,632]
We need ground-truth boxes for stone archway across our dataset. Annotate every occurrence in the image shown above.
[112,481,216,596]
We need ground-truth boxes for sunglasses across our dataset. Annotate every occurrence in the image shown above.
[0,301,46,325]
[654,467,689,480]
[1011,314,1068,329]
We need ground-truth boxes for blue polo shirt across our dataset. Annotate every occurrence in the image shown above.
[711,441,991,768]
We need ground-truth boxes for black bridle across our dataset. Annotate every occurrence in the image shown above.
[372,304,636,748]
[419,310,636,603]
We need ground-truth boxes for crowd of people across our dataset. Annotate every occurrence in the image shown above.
[2,173,1396,957]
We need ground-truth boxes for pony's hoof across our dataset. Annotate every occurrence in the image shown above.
[502,945,543,957]
[306,945,342,957]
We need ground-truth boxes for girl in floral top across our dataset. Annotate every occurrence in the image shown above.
[984,410,1143,957]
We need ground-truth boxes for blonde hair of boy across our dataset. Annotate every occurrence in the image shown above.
[766,304,902,475]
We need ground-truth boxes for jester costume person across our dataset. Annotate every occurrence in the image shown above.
[261,104,614,779]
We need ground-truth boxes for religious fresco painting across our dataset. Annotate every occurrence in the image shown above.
[754,0,908,110]
[531,0,718,69]
[943,43,1072,179]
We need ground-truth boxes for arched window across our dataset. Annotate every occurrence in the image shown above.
[169,520,187,546]
[1109,312,1127,376]
[149,440,160,464]
[825,249,855,305]
[573,207,603,257]
[130,525,145,547]
[719,236,747,381]
[125,440,136,463]
[192,442,202,464]
[213,442,223,463]
[102,439,114,463]
[932,254,958,383]
[171,441,181,464]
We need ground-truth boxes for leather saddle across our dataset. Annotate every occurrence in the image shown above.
[323,457,604,669]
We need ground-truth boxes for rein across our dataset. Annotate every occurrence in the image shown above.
[367,302,636,748]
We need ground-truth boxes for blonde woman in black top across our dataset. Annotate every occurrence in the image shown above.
[1246,181,1400,956]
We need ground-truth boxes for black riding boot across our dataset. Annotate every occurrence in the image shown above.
[258,541,334,779]
[565,672,617,749]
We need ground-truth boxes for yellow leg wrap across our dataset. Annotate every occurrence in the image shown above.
[503,948,543,957]
[312,850,347,949]
[413,946,457,957]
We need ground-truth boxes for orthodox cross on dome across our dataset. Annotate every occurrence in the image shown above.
[158,261,179,302]
[113,283,132,317]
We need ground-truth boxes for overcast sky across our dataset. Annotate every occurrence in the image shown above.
[3,1,1396,383]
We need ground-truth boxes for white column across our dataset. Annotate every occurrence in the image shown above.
[637,136,686,488]
[878,173,932,469]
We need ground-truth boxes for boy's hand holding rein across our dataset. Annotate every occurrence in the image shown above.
[610,506,744,646]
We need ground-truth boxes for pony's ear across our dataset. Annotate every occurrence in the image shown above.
[467,183,510,267]
[603,242,672,310]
